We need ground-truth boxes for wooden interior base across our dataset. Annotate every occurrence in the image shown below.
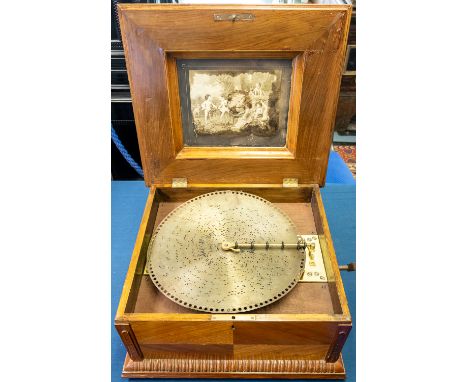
[134,277,341,315]
[154,201,317,232]
[131,200,342,315]
[117,186,352,380]
[122,352,346,379]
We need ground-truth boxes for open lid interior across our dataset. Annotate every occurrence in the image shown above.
[118,3,351,187]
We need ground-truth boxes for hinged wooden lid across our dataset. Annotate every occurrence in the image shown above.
[118,4,351,187]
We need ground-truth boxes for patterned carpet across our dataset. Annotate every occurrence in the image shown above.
[334,145,356,178]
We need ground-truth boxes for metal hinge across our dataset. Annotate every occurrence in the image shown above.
[172,178,187,188]
[283,178,298,188]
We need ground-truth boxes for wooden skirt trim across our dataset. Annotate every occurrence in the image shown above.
[122,353,345,379]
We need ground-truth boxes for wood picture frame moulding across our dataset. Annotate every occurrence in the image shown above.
[118,4,352,187]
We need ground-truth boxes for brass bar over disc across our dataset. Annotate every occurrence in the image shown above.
[221,241,306,252]
[147,190,306,313]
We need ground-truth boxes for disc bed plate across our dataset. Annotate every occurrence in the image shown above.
[147,190,305,313]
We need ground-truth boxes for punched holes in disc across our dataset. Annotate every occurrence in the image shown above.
[147,190,305,313]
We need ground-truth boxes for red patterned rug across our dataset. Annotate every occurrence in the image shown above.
[334,145,356,178]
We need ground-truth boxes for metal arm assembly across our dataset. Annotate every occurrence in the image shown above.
[221,240,311,253]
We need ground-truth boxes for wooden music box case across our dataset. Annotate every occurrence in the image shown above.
[115,3,353,379]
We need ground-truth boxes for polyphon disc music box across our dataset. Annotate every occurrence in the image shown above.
[115,2,353,379]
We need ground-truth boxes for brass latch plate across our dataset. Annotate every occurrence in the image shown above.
[213,13,255,22]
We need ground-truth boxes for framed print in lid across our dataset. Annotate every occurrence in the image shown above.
[115,3,354,380]
[118,3,352,187]
[177,58,293,148]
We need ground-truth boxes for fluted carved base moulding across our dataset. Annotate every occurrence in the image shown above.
[122,353,346,379]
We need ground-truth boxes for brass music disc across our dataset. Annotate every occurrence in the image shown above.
[147,190,305,313]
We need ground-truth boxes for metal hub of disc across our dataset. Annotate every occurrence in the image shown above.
[147,190,305,313]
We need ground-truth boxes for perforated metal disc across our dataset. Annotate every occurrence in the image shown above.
[147,190,305,313]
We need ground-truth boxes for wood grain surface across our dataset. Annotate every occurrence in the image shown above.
[115,5,353,373]
[313,186,350,318]
[118,4,352,187]
[122,352,346,379]
[115,185,352,378]
[115,187,158,318]
[152,201,317,233]
[134,277,339,316]
[155,185,314,203]
[115,185,351,320]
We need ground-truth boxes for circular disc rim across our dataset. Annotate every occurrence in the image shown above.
[147,190,305,313]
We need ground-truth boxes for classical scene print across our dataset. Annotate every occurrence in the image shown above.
[178,60,292,147]
[191,70,281,137]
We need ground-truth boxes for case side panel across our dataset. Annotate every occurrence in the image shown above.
[325,324,352,363]
[118,6,152,186]
[116,322,143,362]
[115,186,158,319]
[131,321,234,359]
[232,321,339,360]
[316,7,353,186]
[155,185,314,203]
[313,186,350,318]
